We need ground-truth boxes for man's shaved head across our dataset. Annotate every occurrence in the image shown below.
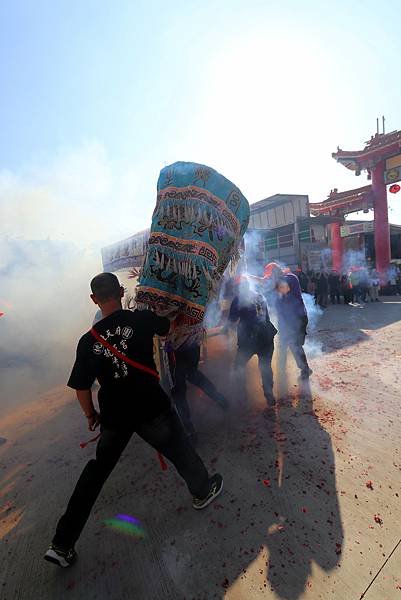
[90,273,121,302]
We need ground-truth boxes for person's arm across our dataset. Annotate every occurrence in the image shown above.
[76,389,99,431]
[68,336,98,430]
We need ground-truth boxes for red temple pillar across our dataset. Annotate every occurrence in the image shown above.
[331,221,343,272]
[372,160,391,276]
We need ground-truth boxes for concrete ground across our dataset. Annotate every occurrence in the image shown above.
[1,298,401,600]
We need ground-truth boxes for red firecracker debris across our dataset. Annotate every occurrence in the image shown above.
[263,479,271,487]
[301,507,308,513]
[374,514,383,526]
[366,481,374,490]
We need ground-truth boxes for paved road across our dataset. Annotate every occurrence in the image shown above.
[1,298,401,599]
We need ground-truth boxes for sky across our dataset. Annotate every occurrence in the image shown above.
[1,0,401,248]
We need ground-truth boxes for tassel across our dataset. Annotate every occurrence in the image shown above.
[157,452,168,471]
[80,432,101,449]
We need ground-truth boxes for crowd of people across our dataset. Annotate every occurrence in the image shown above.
[296,265,401,307]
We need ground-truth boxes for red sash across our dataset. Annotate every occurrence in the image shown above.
[79,327,168,470]
[90,327,159,380]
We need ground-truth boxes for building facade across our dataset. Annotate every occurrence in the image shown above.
[247,193,331,272]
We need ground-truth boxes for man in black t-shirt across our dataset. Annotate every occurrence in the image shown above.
[44,273,223,568]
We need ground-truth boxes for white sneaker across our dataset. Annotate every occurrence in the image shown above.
[44,544,77,568]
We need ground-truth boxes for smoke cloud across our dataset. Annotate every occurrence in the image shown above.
[342,249,367,273]
[0,142,149,416]
[0,142,145,243]
[302,292,323,358]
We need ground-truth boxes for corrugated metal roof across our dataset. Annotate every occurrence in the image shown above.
[250,193,308,212]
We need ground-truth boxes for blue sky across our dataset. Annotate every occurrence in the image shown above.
[1,0,401,244]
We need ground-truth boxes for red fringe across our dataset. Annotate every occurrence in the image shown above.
[79,433,101,448]
[157,452,168,471]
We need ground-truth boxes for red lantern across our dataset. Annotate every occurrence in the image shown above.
[389,184,400,194]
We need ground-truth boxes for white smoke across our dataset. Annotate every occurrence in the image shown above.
[0,142,151,416]
[0,142,147,244]
[302,292,322,332]
[342,249,367,273]
[302,291,323,358]
[0,239,101,416]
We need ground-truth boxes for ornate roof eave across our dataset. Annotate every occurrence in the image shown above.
[310,185,373,216]
[332,130,401,172]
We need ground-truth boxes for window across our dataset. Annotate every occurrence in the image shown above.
[298,225,311,243]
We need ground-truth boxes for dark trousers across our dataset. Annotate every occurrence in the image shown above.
[318,291,328,307]
[172,345,224,434]
[53,409,210,548]
[343,289,352,304]
[353,285,361,302]
[279,332,309,374]
[330,290,340,304]
[234,342,274,404]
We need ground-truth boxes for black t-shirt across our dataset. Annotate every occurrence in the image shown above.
[68,309,170,428]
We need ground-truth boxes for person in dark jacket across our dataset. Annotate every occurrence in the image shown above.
[349,269,361,303]
[341,273,353,305]
[296,268,309,293]
[328,270,341,304]
[316,270,329,307]
[275,275,312,380]
[359,268,369,303]
[229,279,277,407]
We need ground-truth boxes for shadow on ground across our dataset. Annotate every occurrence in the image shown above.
[0,341,344,599]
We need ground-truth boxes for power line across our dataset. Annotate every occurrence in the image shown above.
[359,537,401,599]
